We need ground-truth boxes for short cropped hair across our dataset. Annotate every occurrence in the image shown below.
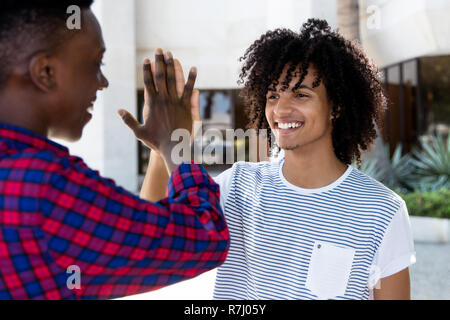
[0,0,94,88]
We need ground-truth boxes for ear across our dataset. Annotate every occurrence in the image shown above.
[28,53,58,92]
[330,105,342,120]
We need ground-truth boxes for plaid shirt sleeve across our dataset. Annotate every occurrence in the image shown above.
[36,155,229,300]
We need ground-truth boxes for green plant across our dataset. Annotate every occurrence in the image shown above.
[356,144,414,192]
[398,189,450,219]
[358,134,449,192]
[353,157,385,182]
[410,134,450,191]
[385,144,415,192]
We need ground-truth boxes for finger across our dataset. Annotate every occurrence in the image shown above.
[164,51,178,98]
[191,89,201,121]
[149,60,159,94]
[190,89,202,143]
[154,48,168,96]
[181,67,198,106]
[151,61,156,82]
[118,109,141,135]
[174,59,186,98]
[143,58,156,98]
[144,60,158,101]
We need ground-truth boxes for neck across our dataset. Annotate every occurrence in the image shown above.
[282,139,348,189]
[0,90,48,137]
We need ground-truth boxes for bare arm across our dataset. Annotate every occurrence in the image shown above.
[374,268,411,300]
[140,151,170,202]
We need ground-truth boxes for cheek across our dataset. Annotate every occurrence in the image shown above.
[306,101,329,123]
[265,105,273,126]
[265,100,278,115]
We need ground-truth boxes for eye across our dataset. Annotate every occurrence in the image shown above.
[267,94,278,100]
[296,93,309,98]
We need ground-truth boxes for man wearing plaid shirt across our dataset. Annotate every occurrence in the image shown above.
[0,1,229,299]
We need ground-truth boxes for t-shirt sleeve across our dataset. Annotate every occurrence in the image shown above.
[370,199,416,285]
[212,167,234,213]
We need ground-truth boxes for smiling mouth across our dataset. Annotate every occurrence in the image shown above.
[87,99,96,115]
[275,121,305,132]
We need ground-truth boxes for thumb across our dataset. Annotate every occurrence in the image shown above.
[118,109,141,134]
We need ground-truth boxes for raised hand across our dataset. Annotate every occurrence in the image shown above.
[118,49,197,172]
[148,57,201,142]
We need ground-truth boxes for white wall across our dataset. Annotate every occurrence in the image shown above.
[360,0,450,68]
[58,0,139,192]
[135,0,337,89]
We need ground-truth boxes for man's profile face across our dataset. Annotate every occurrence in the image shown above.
[265,64,334,152]
[47,9,108,142]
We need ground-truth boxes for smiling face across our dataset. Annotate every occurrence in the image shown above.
[265,64,335,152]
[46,9,108,141]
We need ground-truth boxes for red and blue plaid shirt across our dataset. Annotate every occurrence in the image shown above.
[0,123,229,300]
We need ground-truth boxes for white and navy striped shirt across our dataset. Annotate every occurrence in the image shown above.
[213,158,416,300]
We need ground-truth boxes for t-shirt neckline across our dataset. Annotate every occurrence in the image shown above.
[278,158,353,194]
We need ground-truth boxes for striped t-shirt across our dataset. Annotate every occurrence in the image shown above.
[213,158,416,300]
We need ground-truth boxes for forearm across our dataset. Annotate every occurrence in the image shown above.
[373,268,411,300]
[140,150,170,202]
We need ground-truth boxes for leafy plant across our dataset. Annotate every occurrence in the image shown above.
[355,144,414,192]
[356,133,449,218]
[353,156,385,182]
[357,133,449,192]
[398,189,450,219]
[410,134,450,191]
[385,144,415,192]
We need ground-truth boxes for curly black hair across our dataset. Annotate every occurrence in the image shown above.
[0,0,94,89]
[239,18,387,165]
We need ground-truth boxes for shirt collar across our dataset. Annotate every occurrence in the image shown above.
[0,122,69,154]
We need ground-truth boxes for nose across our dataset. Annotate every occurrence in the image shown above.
[99,72,109,91]
[273,95,293,116]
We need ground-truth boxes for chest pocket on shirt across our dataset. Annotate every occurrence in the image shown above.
[305,240,355,299]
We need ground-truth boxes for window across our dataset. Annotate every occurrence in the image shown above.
[381,56,450,155]
[419,56,450,140]
[382,59,419,155]
[384,64,404,154]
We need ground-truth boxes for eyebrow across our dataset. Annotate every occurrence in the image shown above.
[293,85,314,92]
[268,84,315,94]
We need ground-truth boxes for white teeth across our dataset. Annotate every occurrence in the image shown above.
[87,106,94,113]
[278,122,303,129]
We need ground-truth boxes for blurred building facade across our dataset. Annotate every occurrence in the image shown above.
[360,0,450,154]
[60,0,450,191]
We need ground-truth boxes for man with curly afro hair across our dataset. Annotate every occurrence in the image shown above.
[149,19,416,300]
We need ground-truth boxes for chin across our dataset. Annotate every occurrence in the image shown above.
[277,139,300,150]
[280,145,301,151]
[65,134,83,143]
[69,129,85,142]
[49,129,83,143]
